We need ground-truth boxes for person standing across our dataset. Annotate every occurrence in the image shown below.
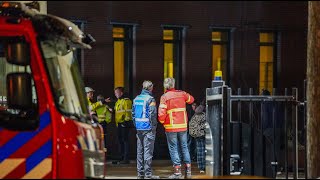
[114,87,133,164]
[132,80,159,179]
[96,94,113,149]
[186,101,198,161]
[188,101,206,173]
[158,77,194,179]
[85,87,110,123]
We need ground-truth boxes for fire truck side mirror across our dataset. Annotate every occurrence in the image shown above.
[7,72,33,110]
[5,41,30,66]
[0,72,39,131]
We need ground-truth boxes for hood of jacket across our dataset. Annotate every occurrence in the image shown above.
[195,104,205,114]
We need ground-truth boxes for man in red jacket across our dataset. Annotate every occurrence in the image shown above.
[158,77,194,179]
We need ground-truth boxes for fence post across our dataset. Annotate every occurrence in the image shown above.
[249,88,255,175]
[292,88,298,179]
[271,88,278,178]
[284,88,289,179]
[206,85,224,176]
[304,80,307,179]
[260,98,266,177]
[222,85,229,175]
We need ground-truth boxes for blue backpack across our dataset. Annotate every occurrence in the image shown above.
[133,94,152,130]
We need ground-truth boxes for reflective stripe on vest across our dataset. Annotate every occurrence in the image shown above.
[133,94,152,130]
[97,106,112,123]
[166,108,187,129]
[167,108,186,114]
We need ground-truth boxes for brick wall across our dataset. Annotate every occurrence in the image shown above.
[48,1,308,159]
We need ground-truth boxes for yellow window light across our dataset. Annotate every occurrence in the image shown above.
[260,33,274,43]
[163,30,173,40]
[113,27,125,38]
[212,31,221,41]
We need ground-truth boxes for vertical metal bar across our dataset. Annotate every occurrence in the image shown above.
[249,88,254,175]
[261,99,266,176]
[271,93,278,178]
[222,86,229,175]
[249,88,253,125]
[238,88,241,123]
[304,80,307,179]
[209,87,221,176]
[220,86,225,175]
[237,88,243,174]
[226,87,232,175]
[284,88,288,179]
[292,88,298,179]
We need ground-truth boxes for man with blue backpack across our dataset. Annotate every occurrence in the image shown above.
[132,80,160,179]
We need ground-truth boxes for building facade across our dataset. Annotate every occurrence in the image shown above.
[48,1,308,159]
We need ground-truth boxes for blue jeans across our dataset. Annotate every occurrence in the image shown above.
[165,131,191,166]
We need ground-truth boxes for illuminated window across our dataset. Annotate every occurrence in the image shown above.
[112,25,134,97]
[113,27,125,88]
[163,27,183,89]
[211,30,229,82]
[163,30,174,79]
[259,32,276,94]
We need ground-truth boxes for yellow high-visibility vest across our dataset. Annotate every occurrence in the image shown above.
[87,97,104,115]
[96,105,112,124]
[114,98,132,126]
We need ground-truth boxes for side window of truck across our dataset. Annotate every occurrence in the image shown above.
[0,38,39,131]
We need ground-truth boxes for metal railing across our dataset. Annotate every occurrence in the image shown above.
[205,82,306,179]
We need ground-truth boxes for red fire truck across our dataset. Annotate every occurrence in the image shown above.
[0,2,106,179]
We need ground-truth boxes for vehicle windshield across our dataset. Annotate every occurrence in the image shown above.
[39,37,89,117]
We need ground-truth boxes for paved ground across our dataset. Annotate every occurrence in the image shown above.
[104,160,305,179]
[104,160,205,179]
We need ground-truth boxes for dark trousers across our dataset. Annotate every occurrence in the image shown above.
[99,121,108,149]
[136,128,156,177]
[188,134,197,160]
[195,136,205,171]
[118,122,130,161]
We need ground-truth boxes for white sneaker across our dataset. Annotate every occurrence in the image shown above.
[200,170,205,174]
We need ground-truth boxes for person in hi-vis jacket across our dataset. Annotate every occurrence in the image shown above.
[85,86,110,123]
[158,77,194,179]
[114,87,132,164]
[132,80,159,179]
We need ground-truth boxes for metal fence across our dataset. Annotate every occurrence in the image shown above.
[205,81,307,179]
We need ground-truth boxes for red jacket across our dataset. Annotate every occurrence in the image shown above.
[158,89,194,132]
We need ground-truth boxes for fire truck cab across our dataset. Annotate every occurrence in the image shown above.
[0,1,106,179]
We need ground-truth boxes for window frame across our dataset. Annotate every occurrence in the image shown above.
[209,27,233,85]
[111,22,137,99]
[258,30,278,94]
[162,25,187,90]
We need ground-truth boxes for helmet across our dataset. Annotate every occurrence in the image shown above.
[85,87,95,93]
